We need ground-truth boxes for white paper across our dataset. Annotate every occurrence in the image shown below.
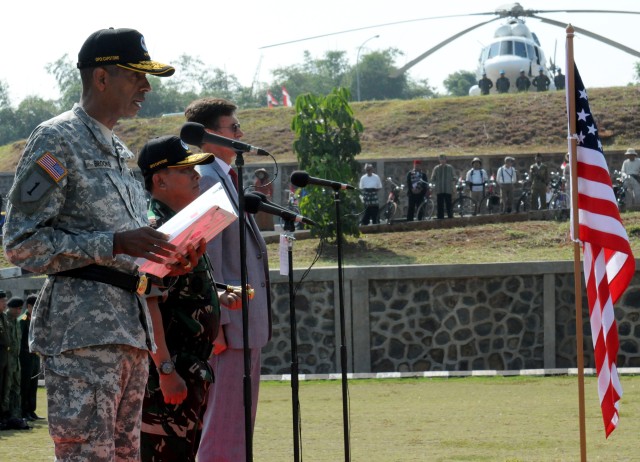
[137,183,237,277]
[279,234,289,276]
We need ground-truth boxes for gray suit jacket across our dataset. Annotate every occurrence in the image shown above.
[197,161,272,349]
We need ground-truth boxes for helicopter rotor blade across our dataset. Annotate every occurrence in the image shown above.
[527,9,640,16]
[389,17,500,78]
[259,12,497,49]
[532,14,640,59]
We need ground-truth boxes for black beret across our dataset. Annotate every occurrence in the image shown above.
[7,297,24,308]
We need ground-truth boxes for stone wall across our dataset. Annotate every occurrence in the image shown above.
[4,261,639,375]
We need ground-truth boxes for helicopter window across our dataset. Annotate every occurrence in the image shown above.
[487,42,500,59]
[499,41,513,56]
[480,46,489,62]
[534,46,541,65]
[514,41,527,58]
[526,44,535,60]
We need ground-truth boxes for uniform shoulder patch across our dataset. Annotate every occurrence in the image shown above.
[36,152,67,183]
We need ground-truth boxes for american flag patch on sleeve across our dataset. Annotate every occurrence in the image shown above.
[36,152,67,182]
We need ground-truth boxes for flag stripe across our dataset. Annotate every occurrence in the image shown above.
[571,64,635,438]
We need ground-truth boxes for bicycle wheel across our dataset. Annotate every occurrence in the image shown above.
[515,194,530,213]
[416,199,434,221]
[479,195,500,215]
[452,196,476,217]
[379,202,397,224]
[548,192,568,210]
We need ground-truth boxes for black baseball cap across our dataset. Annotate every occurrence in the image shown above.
[138,135,215,178]
[77,28,175,76]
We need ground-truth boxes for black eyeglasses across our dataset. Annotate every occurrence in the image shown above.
[217,123,241,133]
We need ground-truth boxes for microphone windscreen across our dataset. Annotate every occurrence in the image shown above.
[290,171,310,188]
[180,122,206,146]
[243,193,262,214]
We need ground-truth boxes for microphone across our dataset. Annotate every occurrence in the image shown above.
[290,170,355,191]
[180,122,270,156]
[244,193,318,227]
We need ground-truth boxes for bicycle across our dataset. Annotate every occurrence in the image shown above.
[547,171,569,220]
[477,178,501,215]
[515,172,531,213]
[612,170,627,212]
[451,178,477,217]
[281,189,303,229]
[379,177,404,224]
[415,179,435,221]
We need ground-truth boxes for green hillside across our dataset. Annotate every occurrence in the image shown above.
[2,86,640,171]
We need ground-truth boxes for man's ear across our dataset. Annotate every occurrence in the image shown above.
[93,67,109,91]
[152,171,168,191]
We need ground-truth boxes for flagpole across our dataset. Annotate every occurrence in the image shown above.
[566,24,588,462]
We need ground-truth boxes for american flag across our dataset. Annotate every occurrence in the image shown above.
[572,65,635,437]
[36,152,67,182]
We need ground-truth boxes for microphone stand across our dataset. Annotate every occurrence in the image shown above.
[234,151,253,462]
[332,187,351,462]
[282,219,301,462]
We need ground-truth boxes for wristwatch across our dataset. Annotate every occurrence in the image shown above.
[157,360,175,375]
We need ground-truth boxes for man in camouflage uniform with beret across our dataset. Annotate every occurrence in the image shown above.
[2,28,199,461]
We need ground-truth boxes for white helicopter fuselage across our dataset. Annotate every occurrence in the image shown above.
[469,18,556,95]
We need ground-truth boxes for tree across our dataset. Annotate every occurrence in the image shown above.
[14,97,58,138]
[0,80,11,109]
[272,50,350,99]
[443,70,477,96]
[46,54,81,110]
[291,87,363,240]
[351,48,414,101]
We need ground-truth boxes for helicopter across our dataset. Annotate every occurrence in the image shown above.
[260,3,640,96]
[468,16,556,95]
[389,3,640,95]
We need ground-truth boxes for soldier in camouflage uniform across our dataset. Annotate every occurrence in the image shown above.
[20,294,43,421]
[136,136,239,461]
[5,297,24,424]
[0,291,9,425]
[2,28,196,461]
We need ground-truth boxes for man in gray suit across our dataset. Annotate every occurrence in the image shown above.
[185,98,271,462]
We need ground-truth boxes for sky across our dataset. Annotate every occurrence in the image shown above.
[2,0,640,105]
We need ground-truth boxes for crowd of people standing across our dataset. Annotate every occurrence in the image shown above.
[362,148,635,223]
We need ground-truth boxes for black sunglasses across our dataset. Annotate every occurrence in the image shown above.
[217,123,241,133]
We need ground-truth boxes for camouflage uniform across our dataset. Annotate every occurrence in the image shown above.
[141,199,220,462]
[0,312,9,420]
[5,311,21,420]
[19,311,41,419]
[3,104,154,461]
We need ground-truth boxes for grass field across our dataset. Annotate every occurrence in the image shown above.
[3,375,640,461]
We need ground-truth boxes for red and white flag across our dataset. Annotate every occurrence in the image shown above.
[282,86,293,107]
[570,64,635,437]
[267,90,279,108]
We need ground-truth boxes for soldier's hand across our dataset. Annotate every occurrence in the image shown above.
[165,238,207,276]
[219,290,242,310]
[159,372,188,405]
[113,227,177,263]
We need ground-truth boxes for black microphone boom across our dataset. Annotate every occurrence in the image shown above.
[180,122,270,156]
[290,170,355,190]
[244,194,318,227]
